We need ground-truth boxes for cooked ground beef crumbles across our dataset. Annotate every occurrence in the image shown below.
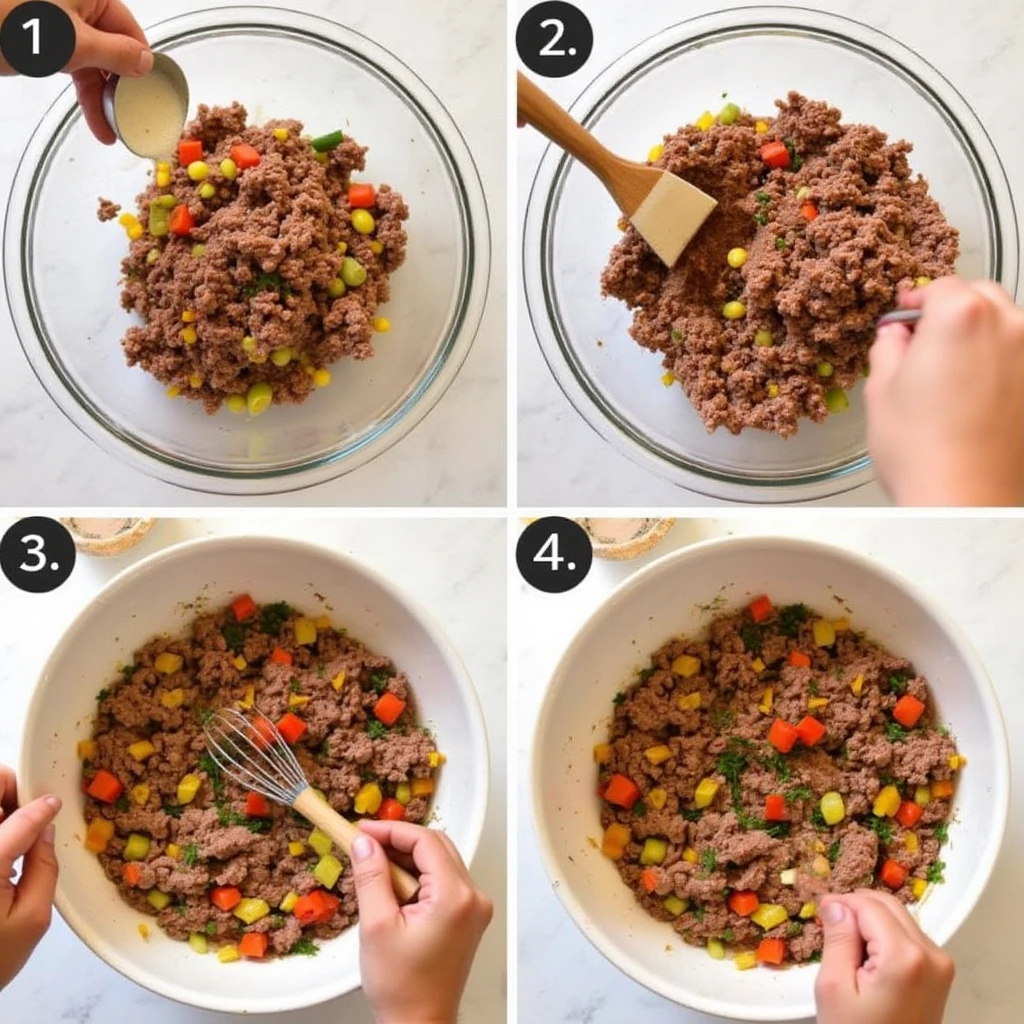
[81,597,438,959]
[601,93,959,436]
[97,197,121,222]
[598,596,959,967]
[104,103,408,414]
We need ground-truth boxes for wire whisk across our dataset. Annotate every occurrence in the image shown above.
[203,706,421,903]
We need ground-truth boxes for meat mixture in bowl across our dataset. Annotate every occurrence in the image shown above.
[597,595,960,969]
[80,596,440,960]
[99,103,408,416]
[601,93,959,436]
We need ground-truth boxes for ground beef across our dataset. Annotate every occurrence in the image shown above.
[103,102,408,413]
[599,598,959,967]
[82,598,438,959]
[97,197,121,221]
[601,92,959,436]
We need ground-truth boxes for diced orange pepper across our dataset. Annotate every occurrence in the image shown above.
[749,595,773,623]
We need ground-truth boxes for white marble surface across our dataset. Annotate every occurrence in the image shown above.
[517,0,1024,507]
[0,516,507,1022]
[517,515,1024,1022]
[0,0,506,507]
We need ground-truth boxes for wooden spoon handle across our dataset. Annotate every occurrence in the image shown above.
[517,71,616,182]
[292,787,420,903]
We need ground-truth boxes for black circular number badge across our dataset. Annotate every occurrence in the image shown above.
[516,1,593,78]
[517,517,592,594]
[0,1,76,77]
[0,517,76,593]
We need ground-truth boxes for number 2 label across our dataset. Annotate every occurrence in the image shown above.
[538,18,566,56]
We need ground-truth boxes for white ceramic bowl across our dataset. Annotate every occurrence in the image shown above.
[20,536,489,1014]
[531,536,1008,1021]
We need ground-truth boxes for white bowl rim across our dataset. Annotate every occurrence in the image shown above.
[20,533,490,1014]
[530,534,1010,1021]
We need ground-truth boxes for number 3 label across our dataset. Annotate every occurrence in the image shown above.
[0,517,76,593]
[516,2,593,78]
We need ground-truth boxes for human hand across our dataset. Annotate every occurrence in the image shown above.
[351,821,494,1024]
[0,0,152,143]
[866,276,1024,506]
[815,890,954,1024]
[0,765,61,991]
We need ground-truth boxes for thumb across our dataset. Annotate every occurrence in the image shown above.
[351,833,400,934]
[815,898,865,999]
[67,22,154,77]
[865,323,911,404]
[11,827,59,937]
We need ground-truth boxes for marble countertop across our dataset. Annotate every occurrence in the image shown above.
[0,0,506,507]
[517,0,1024,507]
[517,515,1024,1022]
[0,516,507,1022]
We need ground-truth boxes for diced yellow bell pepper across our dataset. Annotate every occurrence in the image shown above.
[850,674,864,697]
[754,120,769,134]
[314,615,331,630]
[949,754,966,770]
[128,740,156,761]
[905,832,919,854]
[647,788,668,810]
[832,618,851,633]
[395,782,412,806]
[808,697,830,711]
[331,671,346,692]
[820,791,845,826]
[287,841,306,857]
[758,687,773,714]
[682,847,699,864]
[218,944,240,963]
[314,854,344,889]
[233,655,247,671]
[671,654,702,678]
[308,828,333,857]
[661,371,675,387]
[233,898,271,924]
[166,843,181,860]
[160,688,185,709]
[812,619,836,647]
[696,111,715,131]
[707,937,726,960]
[177,774,201,805]
[914,785,931,807]
[294,617,317,645]
[751,904,789,930]
[814,840,826,854]
[124,834,151,861]
[354,781,383,815]
[648,143,665,163]
[601,822,631,860]
[676,691,702,712]
[735,951,758,970]
[640,838,668,865]
[428,752,446,768]
[693,778,719,809]
[288,693,311,709]
[154,652,183,675]
[188,932,208,954]
[84,817,115,853]
[238,684,255,710]
[751,658,766,674]
[645,745,674,766]
[663,895,687,916]
[279,891,300,913]
[798,901,816,920]
[593,743,612,765]
[136,923,151,941]
[911,878,928,901]
[411,778,435,798]
[78,739,98,760]
[873,785,901,818]
[147,890,172,912]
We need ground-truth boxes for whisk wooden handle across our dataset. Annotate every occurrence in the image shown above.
[292,788,421,903]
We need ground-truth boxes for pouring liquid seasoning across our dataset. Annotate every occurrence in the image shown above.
[113,64,188,160]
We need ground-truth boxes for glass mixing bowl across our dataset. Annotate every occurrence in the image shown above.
[523,6,1019,503]
[4,6,490,495]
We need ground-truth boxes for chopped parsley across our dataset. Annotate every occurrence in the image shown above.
[777,603,809,637]
[722,928,735,942]
[755,191,770,204]
[182,842,200,867]
[270,914,285,930]
[612,691,626,706]
[926,860,946,884]
[699,848,718,876]
[670,329,683,341]
[784,139,803,170]
[739,623,764,654]
[197,708,215,727]
[761,750,792,782]
[204,920,217,936]
[775,236,789,250]
[367,719,388,740]
[289,938,319,956]
[162,803,185,819]
[290,678,302,693]
[259,601,292,637]
[934,822,949,845]
[786,786,812,804]
[867,816,894,844]
[198,752,224,798]
[787,920,804,937]
[810,949,823,963]
[369,670,391,693]
[885,721,908,743]
[222,620,247,653]
[934,724,949,738]
[807,680,820,697]
[216,804,272,833]
[316,664,326,679]
[243,271,292,299]
[632,801,647,818]
[692,904,706,923]
[682,808,703,822]
[115,796,129,813]
[810,807,827,830]
[888,672,909,695]
[638,667,654,682]
[710,706,735,728]
[96,688,110,702]
[828,840,841,865]
[121,664,138,678]
[754,210,769,227]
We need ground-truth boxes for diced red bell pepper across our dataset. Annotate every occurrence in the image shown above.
[168,204,194,237]
[293,889,340,925]
[640,867,659,893]
[86,769,124,804]
[276,712,307,745]
[787,650,811,669]
[230,144,261,170]
[245,792,271,818]
[178,139,202,167]
[603,773,641,810]
[269,647,293,666]
[800,202,819,221]
[210,886,242,911]
[348,183,376,208]
[879,858,908,890]
[728,890,760,917]
[122,863,142,887]
[756,937,786,965]
[249,716,277,750]
[767,718,799,754]
[759,141,791,169]
[749,595,773,624]
[377,797,405,821]
[795,715,826,747]
[231,593,256,622]
[373,692,407,727]
[764,794,788,822]
[893,694,925,729]
[895,800,924,829]
[239,932,268,958]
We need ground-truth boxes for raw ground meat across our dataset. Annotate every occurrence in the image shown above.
[82,598,438,958]
[105,103,408,413]
[601,93,960,436]
[599,599,959,966]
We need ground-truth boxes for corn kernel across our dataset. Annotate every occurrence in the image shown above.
[645,744,674,766]
[188,372,203,389]
[693,778,719,809]
[647,143,664,162]
[314,152,329,164]
[798,901,816,919]
[949,754,966,770]
[428,751,446,768]
[218,945,240,963]
[767,383,780,398]
[250,352,267,364]
[331,671,346,693]
[370,240,384,254]
[270,346,293,367]
[751,658,766,674]
[373,317,391,333]
[272,128,290,141]
[186,160,209,181]
[198,182,217,200]
[130,783,150,806]
[661,371,675,386]
[166,385,181,398]
[676,691,701,712]
[911,878,928,900]
[337,241,348,254]
[735,951,758,970]
[593,743,611,765]
[758,687,773,714]
[915,276,932,288]
[833,618,850,633]
[696,111,715,131]
[288,693,311,709]
[238,684,255,710]
[313,368,331,387]
[181,327,198,345]
[160,688,185,709]
[914,785,931,807]
[617,216,629,231]
[78,739,98,760]
[119,213,138,228]
[808,697,830,711]
[755,120,769,134]
[812,619,836,647]
[127,223,144,241]
[220,158,238,180]
[233,655,247,671]
[722,300,746,320]
[647,787,668,810]
[241,335,257,352]
[128,740,156,761]
[138,923,150,941]
[850,674,864,697]
[155,170,172,187]
[682,847,699,864]
[166,843,181,860]
[905,831,919,854]
[727,247,748,269]
[288,841,306,857]
[181,310,196,323]
[155,161,170,174]
[873,785,901,818]
[815,840,826,854]
[671,654,701,678]
[225,394,246,414]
